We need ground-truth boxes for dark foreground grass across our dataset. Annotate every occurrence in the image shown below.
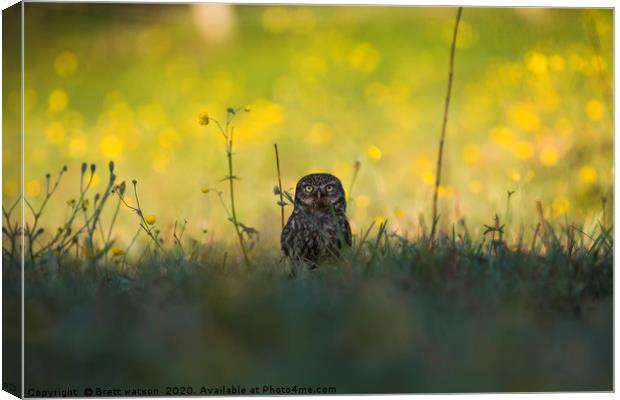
[4,221,613,394]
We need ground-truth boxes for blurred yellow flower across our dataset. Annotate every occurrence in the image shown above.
[490,126,515,147]
[539,147,558,166]
[201,187,210,194]
[586,99,604,121]
[367,145,382,161]
[468,179,482,194]
[525,52,547,75]
[100,135,124,158]
[374,215,386,225]
[145,214,157,225]
[512,141,534,160]
[349,43,381,73]
[548,54,565,71]
[121,196,133,208]
[244,105,251,112]
[68,136,87,158]
[508,103,540,132]
[26,179,42,198]
[355,195,370,209]
[262,7,290,34]
[54,51,79,77]
[48,89,68,113]
[420,171,435,186]
[3,180,18,197]
[579,165,597,184]
[394,207,405,219]
[509,168,521,182]
[111,246,125,256]
[437,185,453,198]
[46,122,66,145]
[552,196,570,215]
[462,144,480,165]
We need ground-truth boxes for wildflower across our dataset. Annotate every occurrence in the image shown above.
[552,196,570,215]
[367,145,382,161]
[244,105,251,112]
[539,147,559,166]
[145,214,157,225]
[201,187,210,194]
[462,144,480,165]
[374,215,386,225]
[48,89,68,113]
[512,141,534,160]
[579,165,597,184]
[586,99,604,121]
[111,246,125,256]
[198,112,210,125]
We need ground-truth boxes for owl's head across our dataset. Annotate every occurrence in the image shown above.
[294,173,346,212]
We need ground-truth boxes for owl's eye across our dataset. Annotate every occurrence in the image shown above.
[325,184,334,192]
[304,185,314,193]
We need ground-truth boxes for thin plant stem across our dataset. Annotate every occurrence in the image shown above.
[274,143,285,230]
[226,129,251,267]
[430,7,463,245]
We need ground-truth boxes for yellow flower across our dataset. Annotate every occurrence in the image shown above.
[100,135,124,158]
[54,51,79,77]
[111,246,125,256]
[349,43,381,73]
[244,105,251,112]
[586,99,604,121]
[579,165,597,184]
[308,123,333,146]
[198,112,210,125]
[48,89,68,113]
[539,147,559,166]
[490,126,515,147]
[437,185,453,198]
[145,214,157,225]
[525,52,547,75]
[462,144,480,165]
[367,145,382,161]
[468,179,482,194]
[509,168,521,182]
[26,179,42,198]
[374,215,386,226]
[201,187,210,194]
[508,103,540,132]
[512,141,534,160]
[420,171,435,186]
[552,196,570,215]
[394,207,405,219]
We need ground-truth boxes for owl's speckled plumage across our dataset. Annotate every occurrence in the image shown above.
[281,173,352,266]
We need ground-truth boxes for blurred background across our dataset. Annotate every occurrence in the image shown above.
[4,4,613,247]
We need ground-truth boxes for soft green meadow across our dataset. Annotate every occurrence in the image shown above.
[2,4,613,394]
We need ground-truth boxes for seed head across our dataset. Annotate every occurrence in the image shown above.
[198,112,210,126]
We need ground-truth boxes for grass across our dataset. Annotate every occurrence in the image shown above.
[2,159,613,391]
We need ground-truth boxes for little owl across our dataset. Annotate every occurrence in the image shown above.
[281,173,352,267]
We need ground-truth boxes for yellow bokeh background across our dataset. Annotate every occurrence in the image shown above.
[3,5,613,248]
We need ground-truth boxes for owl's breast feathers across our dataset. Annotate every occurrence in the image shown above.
[281,207,351,263]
